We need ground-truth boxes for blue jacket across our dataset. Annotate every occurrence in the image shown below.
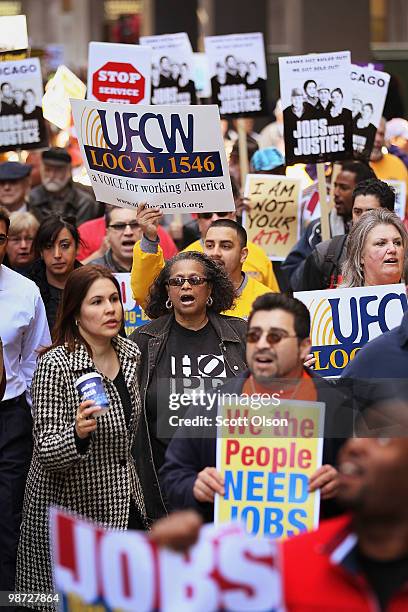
[159,369,350,522]
[282,211,347,290]
[341,310,408,411]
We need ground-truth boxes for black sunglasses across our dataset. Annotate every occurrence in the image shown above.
[246,328,297,345]
[108,221,140,232]
[167,276,208,287]
[198,211,230,220]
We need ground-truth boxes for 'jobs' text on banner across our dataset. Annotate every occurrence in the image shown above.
[50,507,283,612]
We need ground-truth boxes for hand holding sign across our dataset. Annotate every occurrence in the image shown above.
[149,510,202,552]
[308,464,339,499]
[137,202,163,240]
[194,466,225,503]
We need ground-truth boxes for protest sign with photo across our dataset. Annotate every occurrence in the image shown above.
[115,273,149,334]
[295,284,408,377]
[50,507,283,611]
[279,51,353,165]
[205,32,268,118]
[243,174,301,260]
[42,65,86,130]
[0,58,48,152]
[71,99,234,213]
[384,179,406,220]
[87,42,151,105]
[215,399,324,539]
[351,64,390,159]
[140,32,197,105]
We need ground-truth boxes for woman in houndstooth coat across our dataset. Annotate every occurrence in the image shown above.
[15,265,148,605]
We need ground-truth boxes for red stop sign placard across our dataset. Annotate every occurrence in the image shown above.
[92,61,145,103]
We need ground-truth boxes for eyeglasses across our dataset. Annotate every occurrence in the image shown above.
[0,234,7,245]
[167,276,208,287]
[108,222,140,232]
[246,327,298,345]
[198,212,231,220]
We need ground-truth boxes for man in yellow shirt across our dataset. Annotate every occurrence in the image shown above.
[370,117,408,216]
[184,210,278,291]
[131,205,273,319]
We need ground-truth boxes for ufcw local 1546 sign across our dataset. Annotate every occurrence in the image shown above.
[71,100,234,213]
[295,284,407,376]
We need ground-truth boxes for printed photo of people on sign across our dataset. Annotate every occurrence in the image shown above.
[0,57,48,152]
[279,51,353,164]
[140,32,197,105]
[204,32,268,117]
[350,65,390,159]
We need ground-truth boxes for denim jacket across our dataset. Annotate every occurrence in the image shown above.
[129,311,247,521]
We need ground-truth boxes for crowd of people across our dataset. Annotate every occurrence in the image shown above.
[1,63,408,610]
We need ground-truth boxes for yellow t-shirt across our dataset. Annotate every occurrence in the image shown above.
[370,153,408,215]
[183,239,279,291]
[130,241,272,319]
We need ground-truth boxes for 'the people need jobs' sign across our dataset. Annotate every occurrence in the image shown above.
[71,99,234,213]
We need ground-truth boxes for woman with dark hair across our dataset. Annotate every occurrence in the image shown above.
[28,215,82,331]
[130,251,248,520]
[16,265,148,603]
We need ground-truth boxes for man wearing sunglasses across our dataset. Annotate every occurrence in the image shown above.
[131,204,273,319]
[89,206,142,272]
[160,292,350,523]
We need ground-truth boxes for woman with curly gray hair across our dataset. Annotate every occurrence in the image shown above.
[129,251,248,521]
[341,208,408,287]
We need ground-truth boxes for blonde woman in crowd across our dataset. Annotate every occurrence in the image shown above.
[341,208,407,288]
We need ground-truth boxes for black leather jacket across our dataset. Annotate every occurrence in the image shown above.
[129,311,247,522]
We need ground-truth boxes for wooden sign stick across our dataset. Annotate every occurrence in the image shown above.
[317,162,330,242]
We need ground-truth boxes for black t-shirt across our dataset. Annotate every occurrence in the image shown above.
[357,548,408,611]
[47,284,63,332]
[145,319,228,470]
[113,368,132,427]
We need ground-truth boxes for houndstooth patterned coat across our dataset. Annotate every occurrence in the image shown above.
[15,336,147,604]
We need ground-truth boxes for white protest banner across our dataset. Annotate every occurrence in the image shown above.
[87,42,151,105]
[279,51,353,165]
[0,15,28,53]
[351,65,390,159]
[71,99,235,213]
[384,179,406,220]
[243,174,301,260]
[0,58,48,152]
[114,273,149,334]
[205,32,268,118]
[295,284,408,376]
[216,398,324,539]
[140,32,197,105]
[43,65,86,130]
[50,507,283,612]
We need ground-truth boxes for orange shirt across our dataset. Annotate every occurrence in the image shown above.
[241,369,317,402]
